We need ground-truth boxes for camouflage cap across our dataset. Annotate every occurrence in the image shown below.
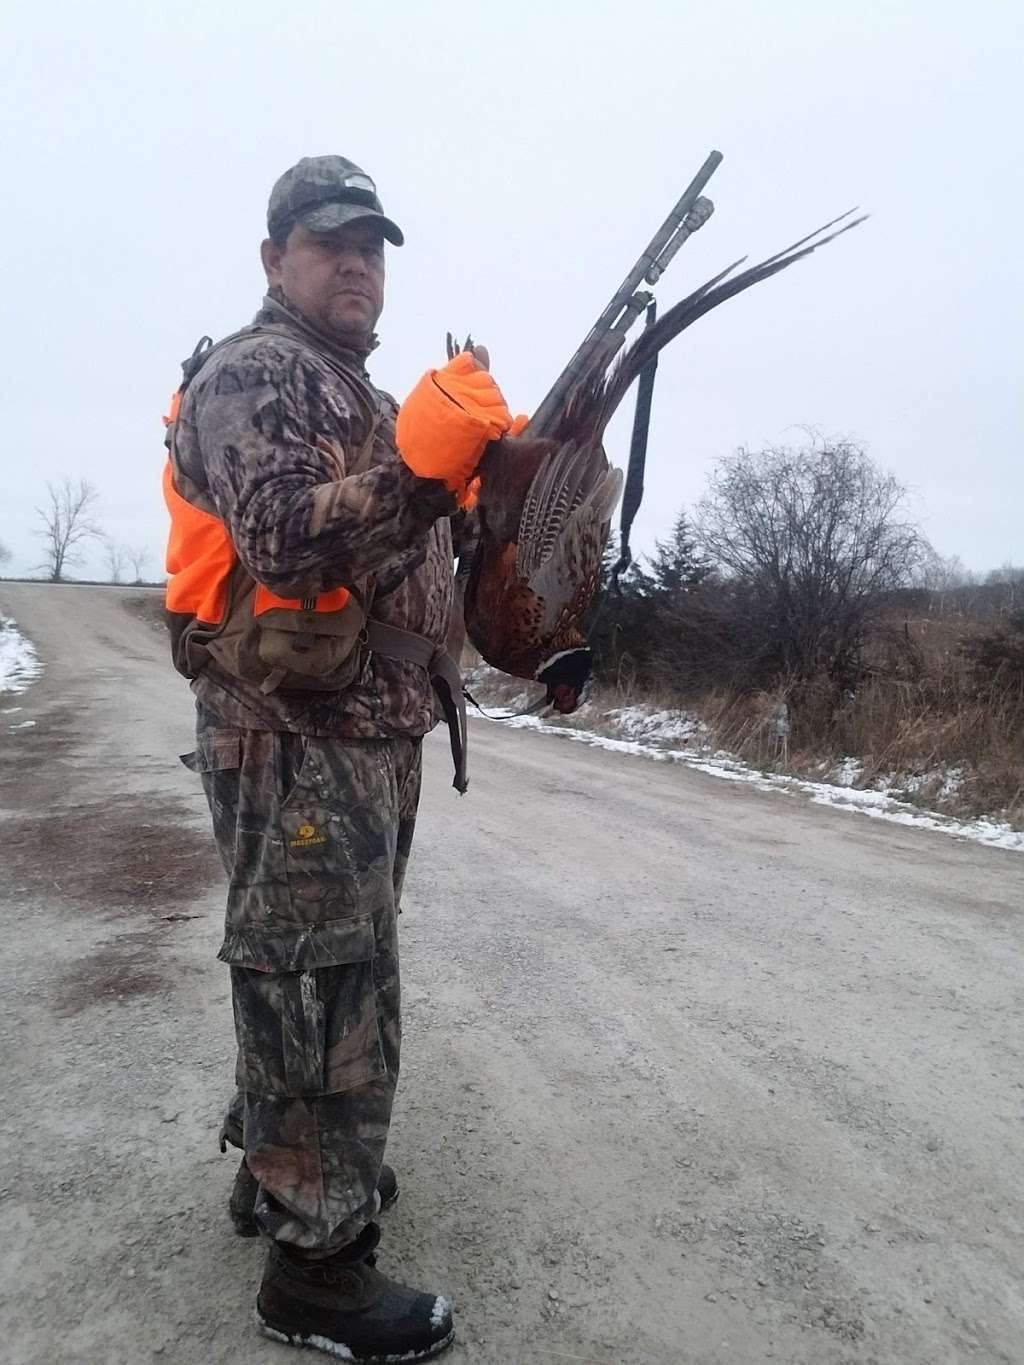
[267,155,404,246]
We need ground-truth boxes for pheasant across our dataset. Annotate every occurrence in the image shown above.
[461,211,866,712]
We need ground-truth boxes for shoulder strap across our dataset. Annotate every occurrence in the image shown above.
[176,326,265,394]
[170,323,383,471]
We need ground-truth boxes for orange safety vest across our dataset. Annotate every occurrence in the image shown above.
[161,332,372,695]
[162,456,352,625]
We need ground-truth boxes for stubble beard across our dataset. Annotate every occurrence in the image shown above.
[324,298,375,341]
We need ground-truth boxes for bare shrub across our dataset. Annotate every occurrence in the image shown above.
[960,612,1024,694]
[695,437,927,689]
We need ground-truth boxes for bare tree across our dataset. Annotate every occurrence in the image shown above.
[914,549,972,594]
[911,549,982,616]
[104,539,127,584]
[34,478,102,582]
[695,438,926,686]
[984,562,1024,586]
[125,544,151,584]
[982,563,1024,611]
[0,540,11,568]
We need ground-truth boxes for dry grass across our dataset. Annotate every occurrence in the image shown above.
[685,611,1024,827]
[697,680,1024,826]
[466,608,1024,829]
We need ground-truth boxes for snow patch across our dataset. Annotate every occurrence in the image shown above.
[604,705,711,746]
[257,1306,454,1362]
[938,766,967,800]
[0,616,43,695]
[829,757,863,788]
[258,1320,355,1360]
[472,706,1024,854]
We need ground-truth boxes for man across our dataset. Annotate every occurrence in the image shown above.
[165,155,518,1362]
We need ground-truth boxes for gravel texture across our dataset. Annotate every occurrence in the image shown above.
[1,582,1022,1365]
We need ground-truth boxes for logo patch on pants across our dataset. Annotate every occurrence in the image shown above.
[289,822,328,849]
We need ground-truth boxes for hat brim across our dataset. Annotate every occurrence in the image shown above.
[299,201,404,246]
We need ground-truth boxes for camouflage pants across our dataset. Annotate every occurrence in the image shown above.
[185,701,421,1252]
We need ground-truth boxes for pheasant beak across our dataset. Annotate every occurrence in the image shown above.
[550,683,581,714]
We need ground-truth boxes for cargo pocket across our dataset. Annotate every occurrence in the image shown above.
[184,726,243,874]
[218,917,386,1098]
[275,737,395,919]
[190,727,242,775]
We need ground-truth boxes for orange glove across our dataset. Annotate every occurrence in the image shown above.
[396,352,520,501]
[456,414,531,511]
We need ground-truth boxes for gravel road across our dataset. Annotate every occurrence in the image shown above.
[1,582,1022,1365]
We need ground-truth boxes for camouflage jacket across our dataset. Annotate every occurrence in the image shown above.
[173,295,459,738]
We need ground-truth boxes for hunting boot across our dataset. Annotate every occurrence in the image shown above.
[256,1222,454,1363]
[220,1109,398,1237]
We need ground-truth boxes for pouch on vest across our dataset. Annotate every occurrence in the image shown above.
[250,585,370,694]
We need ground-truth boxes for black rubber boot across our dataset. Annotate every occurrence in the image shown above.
[256,1223,454,1363]
[228,1158,399,1237]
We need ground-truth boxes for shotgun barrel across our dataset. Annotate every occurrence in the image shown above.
[528,150,723,437]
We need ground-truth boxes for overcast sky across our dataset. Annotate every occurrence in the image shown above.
[1,0,1020,580]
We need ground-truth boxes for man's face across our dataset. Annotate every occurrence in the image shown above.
[261,219,386,340]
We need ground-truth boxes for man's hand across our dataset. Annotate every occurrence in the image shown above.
[395,350,520,504]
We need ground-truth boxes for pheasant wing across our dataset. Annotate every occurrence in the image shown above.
[517,435,618,578]
[525,461,623,642]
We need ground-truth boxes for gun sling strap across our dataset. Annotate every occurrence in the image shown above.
[366,620,469,795]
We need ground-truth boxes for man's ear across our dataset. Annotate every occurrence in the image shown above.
[261,237,283,286]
